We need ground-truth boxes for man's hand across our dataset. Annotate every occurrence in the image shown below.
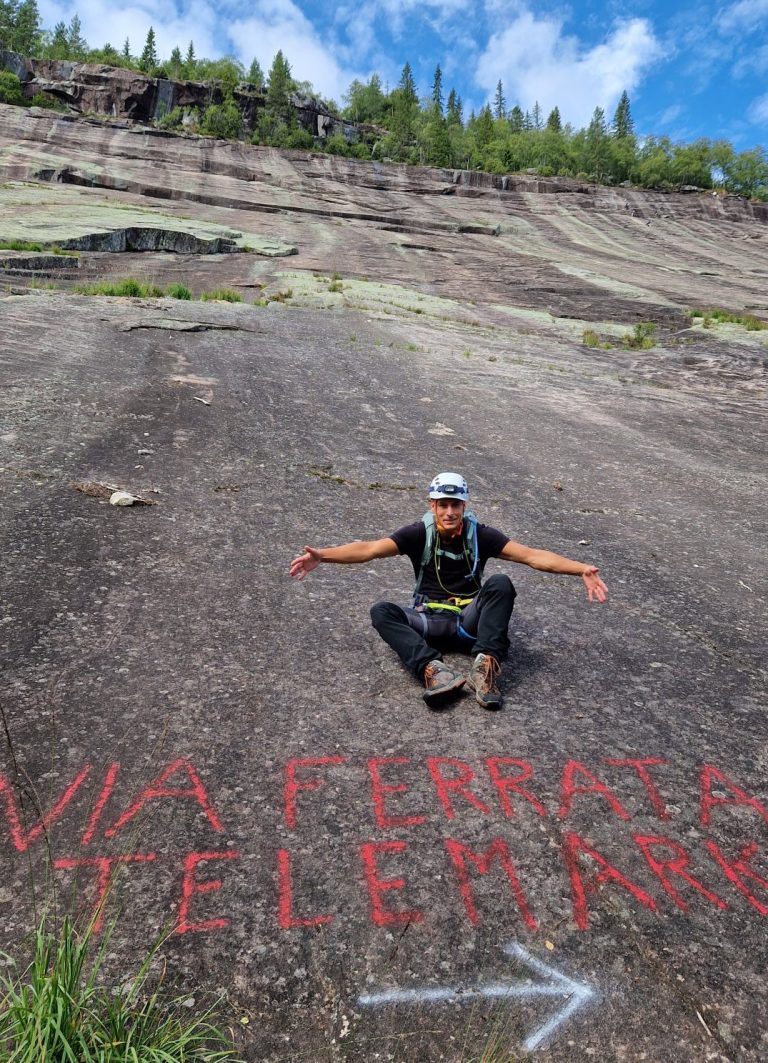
[582,567,608,602]
[290,546,323,581]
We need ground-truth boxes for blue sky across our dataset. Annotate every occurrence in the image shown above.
[39,0,768,148]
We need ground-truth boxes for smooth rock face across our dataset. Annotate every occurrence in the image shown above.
[0,102,767,1063]
[2,105,767,323]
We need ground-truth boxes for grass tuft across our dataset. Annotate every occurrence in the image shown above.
[0,239,44,252]
[255,289,293,305]
[74,278,164,298]
[200,288,242,303]
[0,915,240,1062]
[582,328,613,349]
[165,282,193,300]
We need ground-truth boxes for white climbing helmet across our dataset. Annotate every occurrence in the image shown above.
[428,472,469,502]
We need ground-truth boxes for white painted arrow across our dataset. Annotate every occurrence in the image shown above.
[358,941,595,1052]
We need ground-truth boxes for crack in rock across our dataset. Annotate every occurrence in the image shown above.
[117,319,258,333]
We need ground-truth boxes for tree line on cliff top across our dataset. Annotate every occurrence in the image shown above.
[1,2,767,199]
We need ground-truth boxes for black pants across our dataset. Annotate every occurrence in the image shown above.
[370,574,516,678]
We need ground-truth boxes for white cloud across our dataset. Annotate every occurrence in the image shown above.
[658,103,683,126]
[39,0,219,59]
[39,0,360,98]
[716,0,768,33]
[473,12,663,127]
[748,91,768,124]
[735,48,768,79]
[228,0,360,99]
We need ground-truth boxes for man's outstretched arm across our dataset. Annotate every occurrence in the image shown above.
[290,538,399,581]
[500,540,608,602]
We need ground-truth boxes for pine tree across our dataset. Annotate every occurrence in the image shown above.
[431,64,443,115]
[121,37,131,61]
[612,90,633,139]
[139,26,157,72]
[531,100,542,130]
[493,79,506,120]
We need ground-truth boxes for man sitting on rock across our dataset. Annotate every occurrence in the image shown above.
[289,472,607,710]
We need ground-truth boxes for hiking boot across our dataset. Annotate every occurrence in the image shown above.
[422,660,466,708]
[467,653,503,709]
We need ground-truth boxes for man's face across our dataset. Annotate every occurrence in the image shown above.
[430,497,466,535]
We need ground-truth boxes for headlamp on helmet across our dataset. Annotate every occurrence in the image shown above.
[428,472,469,503]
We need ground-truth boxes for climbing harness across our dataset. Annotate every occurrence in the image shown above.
[405,510,484,643]
[412,510,483,602]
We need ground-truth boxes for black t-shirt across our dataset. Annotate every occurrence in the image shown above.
[390,520,510,601]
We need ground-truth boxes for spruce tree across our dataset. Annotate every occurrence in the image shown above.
[431,64,443,115]
[509,105,524,133]
[139,26,157,72]
[267,51,293,114]
[585,106,609,178]
[446,88,463,126]
[121,37,131,61]
[168,45,182,73]
[248,57,264,86]
[184,40,195,77]
[11,0,41,55]
[399,62,417,107]
[67,13,86,59]
[473,104,494,149]
[425,113,451,165]
[390,62,418,145]
[0,1,13,49]
[612,90,633,138]
[546,106,561,133]
[493,79,506,120]
[50,21,69,58]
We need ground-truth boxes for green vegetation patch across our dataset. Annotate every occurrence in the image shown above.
[0,71,24,106]
[0,239,79,257]
[691,308,767,331]
[621,321,657,350]
[0,916,239,1062]
[73,279,244,301]
[165,282,193,300]
[201,288,243,302]
[75,278,165,297]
